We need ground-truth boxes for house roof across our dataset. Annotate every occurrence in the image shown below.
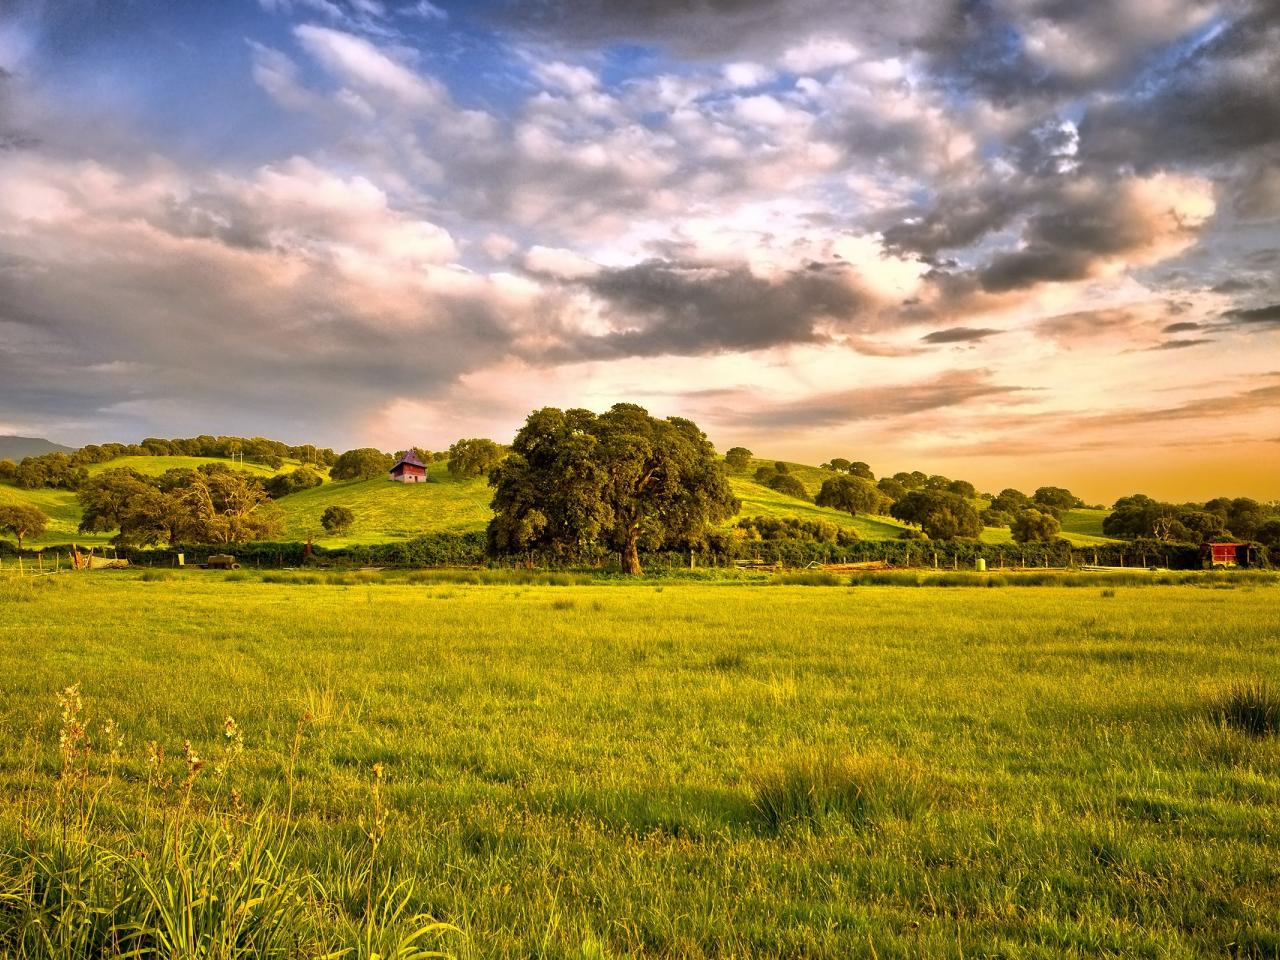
[391,451,425,470]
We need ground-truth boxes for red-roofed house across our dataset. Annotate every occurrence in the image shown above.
[389,451,428,483]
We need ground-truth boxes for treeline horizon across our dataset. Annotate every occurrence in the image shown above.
[1,420,1277,563]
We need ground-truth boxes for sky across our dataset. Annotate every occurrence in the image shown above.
[0,0,1277,502]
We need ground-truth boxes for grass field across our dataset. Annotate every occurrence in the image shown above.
[1,572,1276,957]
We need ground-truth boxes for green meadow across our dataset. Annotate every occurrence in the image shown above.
[1,571,1277,957]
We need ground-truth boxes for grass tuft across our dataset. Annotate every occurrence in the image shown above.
[1213,680,1280,737]
[770,571,842,587]
[749,752,926,833]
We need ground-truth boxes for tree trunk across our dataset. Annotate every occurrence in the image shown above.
[622,535,642,576]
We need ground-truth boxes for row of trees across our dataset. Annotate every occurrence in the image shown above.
[1104,494,1278,544]
[0,436,339,490]
[723,448,1076,543]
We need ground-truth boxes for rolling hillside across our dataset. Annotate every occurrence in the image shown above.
[1,452,1121,550]
[276,471,492,545]
[0,484,111,547]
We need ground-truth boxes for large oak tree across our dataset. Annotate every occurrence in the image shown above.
[488,404,739,574]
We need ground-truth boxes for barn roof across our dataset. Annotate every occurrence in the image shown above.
[391,451,425,470]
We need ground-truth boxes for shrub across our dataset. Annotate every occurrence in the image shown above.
[321,505,356,535]
[1213,681,1280,737]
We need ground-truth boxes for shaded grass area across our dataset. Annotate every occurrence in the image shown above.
[1,576,1278,956]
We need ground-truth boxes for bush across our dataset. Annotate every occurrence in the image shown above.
[1213,681,1280,737]
[321,505,356,535]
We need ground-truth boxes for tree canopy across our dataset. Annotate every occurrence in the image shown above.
[77,464,281,546]
[446,438,505,478]
[724,447,753,470]
[330,448,394,481]
[1011,508,1061,543]
[488,404,738,574]
[890,490,982,540]
[814,475,886,517]
[321,505,355,535]
[0,503,48,550]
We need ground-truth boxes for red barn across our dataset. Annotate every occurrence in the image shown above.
[389,451,427,484]
[1201,542,1256,568]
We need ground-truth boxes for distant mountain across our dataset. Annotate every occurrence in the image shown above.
[0,436,75,461]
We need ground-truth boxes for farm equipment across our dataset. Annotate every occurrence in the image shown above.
[203,554,241,570]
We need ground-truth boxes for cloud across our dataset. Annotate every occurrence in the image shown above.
[294,23,444,107]
[705,369,1025,429]
[975,174,1214,293]
[920,326,1002,344]
[1078,3,1280,170]
[562,258,870,359]
[1222,303,1280,327]
[1147,338,1214,350]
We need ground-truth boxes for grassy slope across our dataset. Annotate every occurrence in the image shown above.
[728,458,914,539]
[277,471,492,545]
[0,484,111,547]
[1,574,1276,957]
[2,454,1119,548]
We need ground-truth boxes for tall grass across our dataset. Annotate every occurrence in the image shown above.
[749,752,926,832]
[0,686,459,959]
[1213,680,1280,737]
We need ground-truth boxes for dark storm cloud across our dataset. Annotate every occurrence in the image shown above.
[1222,303,1280,327]
[1078,2,1280,169]
[558,259,868,359]
[921,326,1002,344]
[706,370,1024,429]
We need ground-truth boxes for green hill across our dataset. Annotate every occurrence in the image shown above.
[1,453,1120,551]
[0,484,110,548]
[277,472,492,545]
[726,459,915,539]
